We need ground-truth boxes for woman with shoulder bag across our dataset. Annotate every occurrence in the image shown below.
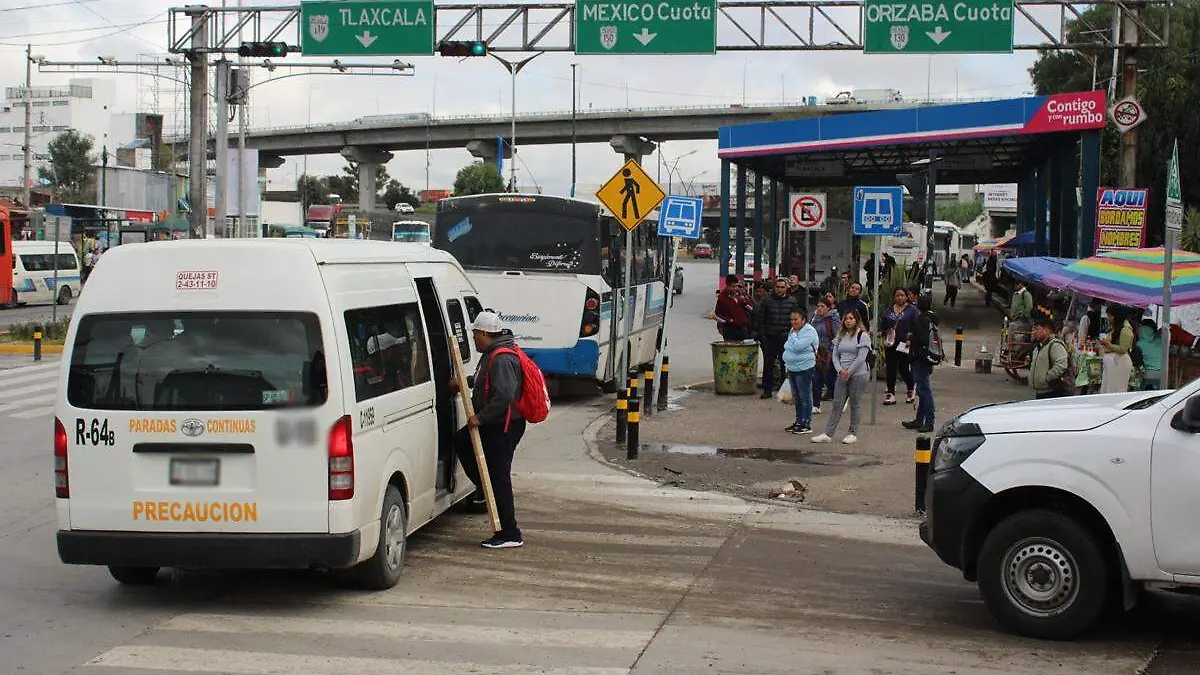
[879,287,917,406]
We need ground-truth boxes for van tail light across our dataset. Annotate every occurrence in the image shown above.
[54,417,69,498]
[327,415,354,501]
[579,288,602,338]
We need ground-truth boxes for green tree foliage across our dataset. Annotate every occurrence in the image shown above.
[1028,2,1199,245]
[1181,209,1200,253]
[936,200,983,227]
[299,161,417,211]
[38,129,95,204]
[454,162,506,196]
[380,179,419,210]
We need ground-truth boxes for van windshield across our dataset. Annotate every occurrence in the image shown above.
[67,311,328,411]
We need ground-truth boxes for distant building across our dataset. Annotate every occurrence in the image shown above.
[0,78,119,188]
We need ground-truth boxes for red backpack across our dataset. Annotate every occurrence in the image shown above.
[484,345,551,428]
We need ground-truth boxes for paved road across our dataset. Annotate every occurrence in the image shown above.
[0,301,73,330]
[1,279,1197,673]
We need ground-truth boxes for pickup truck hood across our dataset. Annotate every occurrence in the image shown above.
[957,390,1168,435]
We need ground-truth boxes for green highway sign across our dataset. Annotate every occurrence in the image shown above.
[1167,139,1183,232]
[575,0,717,54]
[863,0,1014,54]
[300,0,435,56]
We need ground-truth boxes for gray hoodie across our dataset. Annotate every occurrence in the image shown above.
[471,334,525,426]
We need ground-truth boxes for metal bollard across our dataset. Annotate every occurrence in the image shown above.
[656,355,670,411]
[615,387,628,444]
[626,396,640,460]
[915,436,932,514]
[954,326,964,367]
[642,363,654,415]
[33,325,42,362]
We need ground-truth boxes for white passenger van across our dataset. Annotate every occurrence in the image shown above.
[12,239,81,306]
[54,239,487,589]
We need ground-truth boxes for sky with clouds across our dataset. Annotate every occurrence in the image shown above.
[0,0,1056,198]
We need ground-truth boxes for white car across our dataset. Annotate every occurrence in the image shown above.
[394,202,415,214]
[921,383,1200,640]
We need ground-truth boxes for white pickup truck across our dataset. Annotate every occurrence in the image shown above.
[920,381,1200,639]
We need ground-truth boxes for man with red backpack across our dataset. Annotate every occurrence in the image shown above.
[451,310,549,549]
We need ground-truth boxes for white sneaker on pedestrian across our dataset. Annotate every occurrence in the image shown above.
[811,433,832,443]
[842,434,858,444]
[813,406,822,414]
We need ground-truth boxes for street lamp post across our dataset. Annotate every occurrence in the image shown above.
[489,52,543,191]
[22,44,34,210]
[570,62,577,198]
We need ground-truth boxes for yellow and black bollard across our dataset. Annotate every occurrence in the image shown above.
[642,363,654,416]
[615,387,628,444]
[915,436,932,514]
[954,326,964,367]
[32,325,42,362]
[626,396,640,460]
[656,355,670,411]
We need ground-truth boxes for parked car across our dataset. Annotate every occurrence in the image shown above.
[921,382,1200,640]
[394,202,415,214]
[692,243,714,259]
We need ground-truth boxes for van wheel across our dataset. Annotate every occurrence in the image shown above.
[57,286,72,305]
[356,485,407,590]
[977,509,1109,640]
[108,565,160,585]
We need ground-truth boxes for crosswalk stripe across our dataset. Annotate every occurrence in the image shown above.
[0,366,60,388]
[157,614,653,650]
[0,361,61,376]
[11,405,54,419]
[86,645,632,675]
[0,392,56,414]
[0,380,56,401]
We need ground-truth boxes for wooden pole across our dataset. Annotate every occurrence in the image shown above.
[448,337,500,532]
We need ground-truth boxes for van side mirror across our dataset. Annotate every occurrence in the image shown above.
[1170,396,1200,433]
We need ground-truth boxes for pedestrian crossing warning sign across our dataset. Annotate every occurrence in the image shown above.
[596,159,665,232]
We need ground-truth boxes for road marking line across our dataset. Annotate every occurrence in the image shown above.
[0,386,57,410]
[86,646,632,675]
[11,405,54,419]
[157,614,653,650]
[0,361,61,376]
[0,366,60,388]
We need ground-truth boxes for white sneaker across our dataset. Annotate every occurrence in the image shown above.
[842,434,858,444]
[811,433,832,443]
[813,406,822,415]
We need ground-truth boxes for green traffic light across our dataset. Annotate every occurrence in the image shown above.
[471,42,486,56]
[272,43,286,56]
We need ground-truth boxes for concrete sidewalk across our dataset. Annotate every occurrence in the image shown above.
[593,282,1028,520]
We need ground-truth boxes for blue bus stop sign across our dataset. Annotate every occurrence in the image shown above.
[657,195,704,240]
[852,185,905,236]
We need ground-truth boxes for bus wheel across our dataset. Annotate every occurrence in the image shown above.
[57,286,72,305]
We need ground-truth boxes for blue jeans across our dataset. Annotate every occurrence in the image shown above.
[912,358,935,426]
[788,369,814,428]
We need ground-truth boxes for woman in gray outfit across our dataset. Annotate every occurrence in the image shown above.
[811,309,871,445]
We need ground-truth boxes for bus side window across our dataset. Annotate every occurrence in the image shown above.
[446,299,471,361]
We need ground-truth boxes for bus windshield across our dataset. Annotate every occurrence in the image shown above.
[434,195,602,274]
[393,221,430,243]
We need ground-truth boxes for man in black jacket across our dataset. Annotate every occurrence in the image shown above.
[452,310,526,549]
[754,278,801,398]
[903,295,938,433]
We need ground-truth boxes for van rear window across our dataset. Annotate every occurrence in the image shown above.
[67,311,328,411]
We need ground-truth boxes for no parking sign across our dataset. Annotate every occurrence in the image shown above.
[789,193,826,232]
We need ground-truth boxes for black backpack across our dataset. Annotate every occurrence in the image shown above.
[925,321,946,365]
[1130,343,1145,369]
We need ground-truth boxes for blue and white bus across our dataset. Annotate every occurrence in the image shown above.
[433,193,668,389]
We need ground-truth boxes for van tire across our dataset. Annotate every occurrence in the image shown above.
[356,485,408,590]
[57,286,72,305]
[976,509,1109,640]
[108,565,159,585]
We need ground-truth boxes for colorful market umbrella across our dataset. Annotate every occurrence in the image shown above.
[1041,247,1200,307]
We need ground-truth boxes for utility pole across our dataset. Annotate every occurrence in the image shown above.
[236,0,248,238]
[214,59,230,238]
[187,8,209,239]
[22,44,33,210]
[570,62,577,198]
[1118,3,1140,188]
[490,52,542,192]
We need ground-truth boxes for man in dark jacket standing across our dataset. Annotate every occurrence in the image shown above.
[903,295,938,433]
[754,278,801,398]
[452,310,526,549]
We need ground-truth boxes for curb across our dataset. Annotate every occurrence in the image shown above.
[0,343,64,355]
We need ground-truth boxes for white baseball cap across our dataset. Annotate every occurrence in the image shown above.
[470,311,503,333]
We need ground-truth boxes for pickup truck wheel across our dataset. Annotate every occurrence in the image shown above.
[108,565,160,585]
[977,509,1109,640]
[355,485,407,590]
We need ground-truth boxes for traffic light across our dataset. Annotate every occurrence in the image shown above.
[437,40,488,57]
[237,41,289,58]
[897,172,930,223]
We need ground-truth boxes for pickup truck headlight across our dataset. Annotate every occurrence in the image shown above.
[932,434,985,472]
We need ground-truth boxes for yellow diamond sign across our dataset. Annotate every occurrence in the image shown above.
[596,159,665,232]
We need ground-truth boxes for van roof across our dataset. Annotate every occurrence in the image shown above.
[103,238,458,266]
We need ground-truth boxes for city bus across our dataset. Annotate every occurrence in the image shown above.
[433,193,668,388]
[392,220,431,244]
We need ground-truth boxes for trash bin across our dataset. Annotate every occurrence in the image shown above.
[711,340,760,395]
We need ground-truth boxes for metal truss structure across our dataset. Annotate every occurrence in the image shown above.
[168,1,1171,55]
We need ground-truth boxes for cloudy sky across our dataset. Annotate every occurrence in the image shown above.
[0,0,1054,198]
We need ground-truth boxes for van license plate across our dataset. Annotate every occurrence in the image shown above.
[170,458,219,486]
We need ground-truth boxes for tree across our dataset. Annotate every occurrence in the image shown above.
[454,161,505,196]
[936,200,983,227]
[298,173,327,211]
[1027,2,1200,245]
[38,129,95,203]
[380,179,418,210]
